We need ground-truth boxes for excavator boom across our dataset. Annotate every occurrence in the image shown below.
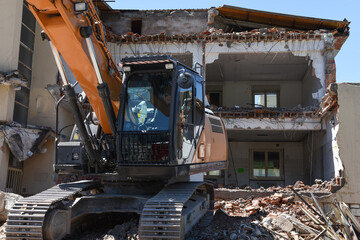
[27,0,122,134]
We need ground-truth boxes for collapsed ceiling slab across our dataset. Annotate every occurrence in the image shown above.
[0,124,54,162]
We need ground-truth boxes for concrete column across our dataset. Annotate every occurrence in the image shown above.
[0,85,15,191]
[0,132,10,191]
[0,85,15,122]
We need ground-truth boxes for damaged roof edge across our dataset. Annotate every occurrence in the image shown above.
[217,5,350,33]
[93,0,112,11]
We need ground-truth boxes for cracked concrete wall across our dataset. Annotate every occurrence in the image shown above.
[0,0,23,72]
[108,42,203,69]
[335,83,360,203]
[102,10,208,36]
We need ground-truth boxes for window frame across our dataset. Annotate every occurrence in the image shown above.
[250,149,284,180]
[252,90,280,108]
[204,170,223,178]
[131,18,142,35]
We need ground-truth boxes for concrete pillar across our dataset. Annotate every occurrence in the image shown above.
[0,85,15,122]
[0,132,10,191]
[0,85,15,191]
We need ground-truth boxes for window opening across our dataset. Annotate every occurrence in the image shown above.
[251,149,283,179]
[207,91,222,107]
[131,19,142,35]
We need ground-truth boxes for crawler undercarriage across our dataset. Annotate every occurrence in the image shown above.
[5,180,214,240]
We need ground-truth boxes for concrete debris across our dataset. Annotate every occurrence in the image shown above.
[0,124,53,161]
[211,105,320,119]
[188,209,273,240]
[216,180,345,200]
[210,83,339,120]
[107,26,340,44]
[213,190,360,240]
[0,71,28,87]
[0,191,23,222]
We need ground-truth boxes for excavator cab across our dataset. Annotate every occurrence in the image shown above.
[56,55,212,181]
[117,56,207,180]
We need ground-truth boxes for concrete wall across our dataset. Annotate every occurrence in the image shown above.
[21,139,55,195]
[28,23,74,137]
[0,85,15,122]
[335,83,360,203]
[0,0,22,192]
[225,141,303,188]
[108,42,202,68]
[27,23,58,129]
[0,0,23,72]
[102,10,208,36]
[302,65,322,107]
[23,23,76,194]
[221,80,302,108]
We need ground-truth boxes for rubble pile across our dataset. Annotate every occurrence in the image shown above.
[220,179,341,193]
[0,191,23,222]
[208,190,360,240]
[189,209,273,240]
[0,191,23,240]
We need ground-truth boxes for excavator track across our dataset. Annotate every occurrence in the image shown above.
[139,182,213,240]
[5,180,99,240]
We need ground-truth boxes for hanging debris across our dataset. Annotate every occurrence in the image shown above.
[0,71,28,87]
[0,123,54,161]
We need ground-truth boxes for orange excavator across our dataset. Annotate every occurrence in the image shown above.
[5,1,228,239]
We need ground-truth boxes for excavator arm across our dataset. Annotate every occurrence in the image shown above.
[27,0,122,134]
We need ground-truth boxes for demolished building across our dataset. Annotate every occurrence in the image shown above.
[101,6,349,187]
[1,0,360,225]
